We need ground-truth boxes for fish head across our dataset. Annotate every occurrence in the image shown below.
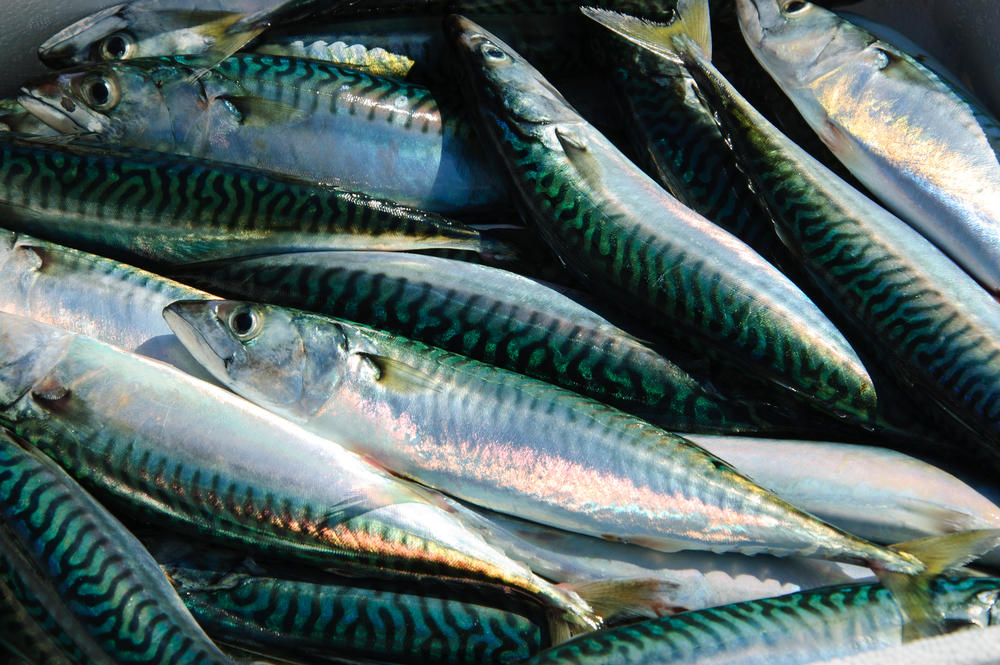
[735,0,863,85]
[0,313,73,416]
[38,2,268,68]
[445,14,579,130]
[163,300,351,420]
[18,61,190,144]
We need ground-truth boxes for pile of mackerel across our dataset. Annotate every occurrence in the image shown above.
[2,0,1000,663]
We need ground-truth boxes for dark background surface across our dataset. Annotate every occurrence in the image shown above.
[1,1,997,116]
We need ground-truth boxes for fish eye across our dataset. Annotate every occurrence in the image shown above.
[480,43,507,62]
[784,1,808,12]
[228,306,263,341]
[81,74,121,111]
[98,32,136,61]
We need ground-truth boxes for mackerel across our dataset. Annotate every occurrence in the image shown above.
[587,10,779,257]
[446,14,875,422]
[37,0,292,69]
[152,538,549,665]
[523,576,1000,665]
[21,54,506,215]
[633,3,1000,453]
[170,250,788,434]
[0,312,595,631]
[164,299,924,573]
[0,135,494,267]
[735,0,1000,296]
[0,429,235,665]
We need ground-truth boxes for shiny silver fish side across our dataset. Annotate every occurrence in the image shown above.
[454,504,873,615]
[0,231,218,383]
[736,0,1000,296]
[689,436,1000,550]
[0,311,596,632]
[164,299,924,574]
[0,429,235,665]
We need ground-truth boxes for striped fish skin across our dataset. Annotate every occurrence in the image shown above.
[0,135,491,267]
[154,541,547,665]
[673,28,1000,454]
[164,299,923,574]
[0,312,595,631]
[37,0,284,69]
[21,53,505,215]
[0,430,235,665]
[0,566,90,665]
[446,15,876,423]
[523,576,1000,665]
[587,14,779,258]
[688,436,1000,548]
[169,250,786,434]
[736,0,1000,296]
[0,231,219,383]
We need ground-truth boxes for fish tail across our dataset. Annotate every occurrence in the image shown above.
[581,0,712,61]
[876,529,1000,639]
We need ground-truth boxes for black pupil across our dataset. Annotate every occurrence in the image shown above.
[106,35,127,58]
[232,311,255,336]
[786,1,806,10]
[485,46,503,59]
[88,81,110,106]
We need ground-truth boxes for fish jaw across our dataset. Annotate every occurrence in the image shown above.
[18,74,113,136]
[162,300,249,390]
[38,4,130,68]
[736,0,858,87]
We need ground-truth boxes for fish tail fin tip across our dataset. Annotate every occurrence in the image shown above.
[581,0,711,61]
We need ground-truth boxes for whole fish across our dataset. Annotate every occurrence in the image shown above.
[0,311,595,631]
[0,429,235,665]
[20,54,506,215]
[735,0,1000,296]
[152,538,549,665]
[0,230,218,382]
[37,0,293,69]
[445,14,875,423]
[688,436,1000,549]
[164,299,924,574]
[626,2,1000,454]
[522,575,1000,665]
[169,249,800,435]
[0,135,495,267]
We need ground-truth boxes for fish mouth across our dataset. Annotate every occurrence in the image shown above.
[38,4,129,68]
[17,92,87,135]
[735,0,769,45]
[163,300,242,383]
